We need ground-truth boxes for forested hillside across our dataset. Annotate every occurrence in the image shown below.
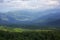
[0,26,60,40]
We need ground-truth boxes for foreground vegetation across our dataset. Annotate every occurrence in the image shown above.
[0,26,60,40]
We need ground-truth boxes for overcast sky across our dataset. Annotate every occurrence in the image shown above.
[0,0,60,21]
[0,0,60,12]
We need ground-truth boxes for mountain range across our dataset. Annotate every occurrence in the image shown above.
[0,8,60,29]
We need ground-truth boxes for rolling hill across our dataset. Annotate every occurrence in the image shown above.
[0,8,60,29]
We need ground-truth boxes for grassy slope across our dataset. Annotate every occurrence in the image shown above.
[0,26,56,32]
[0,26,60,40]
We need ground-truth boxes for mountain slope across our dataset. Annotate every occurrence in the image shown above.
[0,9,60,28]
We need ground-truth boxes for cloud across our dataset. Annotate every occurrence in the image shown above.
[0,0,60,12]
[0,0,3,3]
[15,18,30,21]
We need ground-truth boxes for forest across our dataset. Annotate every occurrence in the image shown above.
[0,26,60,40]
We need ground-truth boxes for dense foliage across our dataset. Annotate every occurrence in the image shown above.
[0,26,60,40]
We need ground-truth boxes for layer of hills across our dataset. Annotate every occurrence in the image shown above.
[0,8,60,29]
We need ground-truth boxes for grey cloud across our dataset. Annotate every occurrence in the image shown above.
[21,0,29,1]
[0,0,4,3]
[0,0,60,12]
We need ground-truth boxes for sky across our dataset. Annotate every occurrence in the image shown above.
[0,0,60,12]
[0,0,60,21]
